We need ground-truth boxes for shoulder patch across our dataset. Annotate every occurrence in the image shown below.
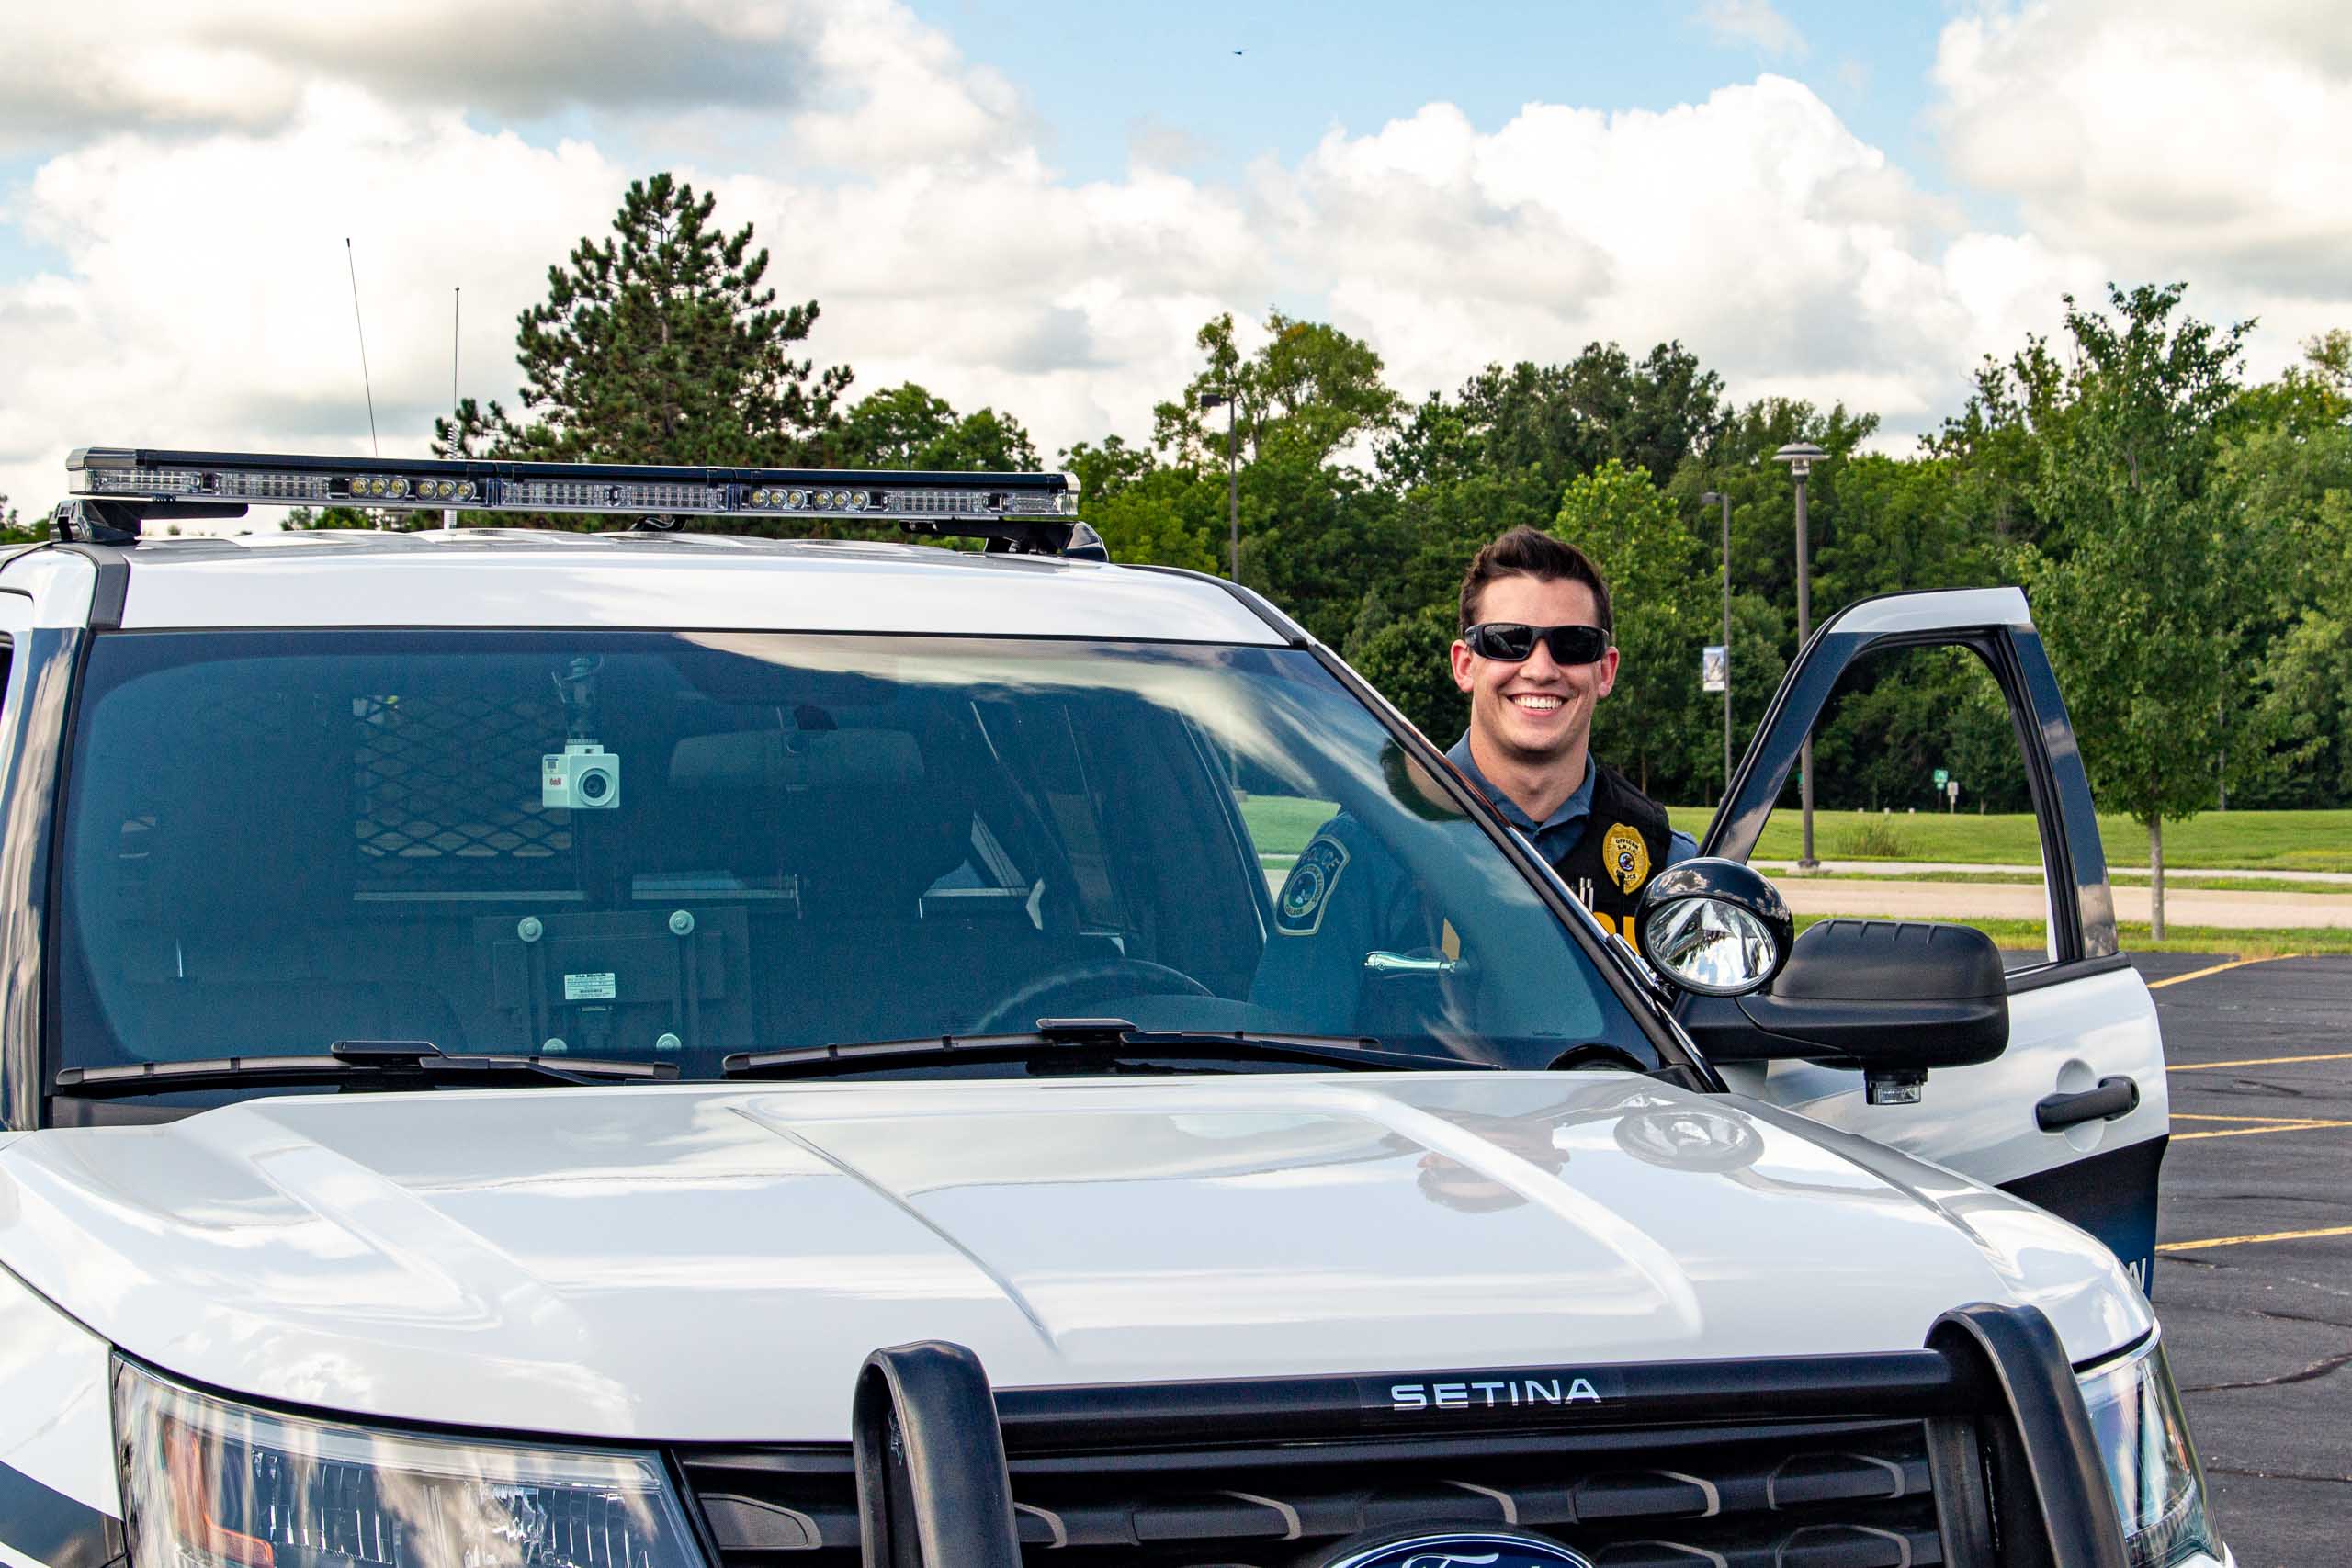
[1603,821,1651,894]
[1274,833,1351,936]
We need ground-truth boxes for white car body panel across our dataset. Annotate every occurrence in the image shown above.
[0,1073,2150,1443]
[0,543,2205,1554]
[1705,585,2172,1293]
[90,535,1283,643]
[1828,585,2031,634]
[1724,964,2169,1185]
[0,1266,118,1518]
[0,551,96,630]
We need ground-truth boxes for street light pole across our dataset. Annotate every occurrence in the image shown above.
[1200,389,1240,581]
[1701,489,1733,804]
[1772,443,1829,870]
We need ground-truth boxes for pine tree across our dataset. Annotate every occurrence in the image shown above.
[435,174,849,471]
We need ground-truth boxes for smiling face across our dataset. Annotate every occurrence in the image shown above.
[1450,573,1619,772]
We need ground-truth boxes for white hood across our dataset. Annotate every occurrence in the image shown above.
[0,1073,2150,1441]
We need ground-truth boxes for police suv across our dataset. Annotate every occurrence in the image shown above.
[0,448,2218,1568]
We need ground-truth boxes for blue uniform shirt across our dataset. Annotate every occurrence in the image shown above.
[1250,741,1694,1028]
[1442,734,1700,868]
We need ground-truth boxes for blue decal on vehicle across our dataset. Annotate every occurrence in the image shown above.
[0,1458,118,1568]
[2000,1134,2167,1301]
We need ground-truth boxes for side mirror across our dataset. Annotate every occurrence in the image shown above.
[1633,858,1794,998]
[1723,919,2011,1105]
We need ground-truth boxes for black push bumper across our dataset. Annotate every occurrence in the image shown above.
[838,1303,2130,1568]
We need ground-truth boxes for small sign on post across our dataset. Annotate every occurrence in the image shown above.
[1931,767,1949,788]
[1701,645,1727,694]
[1945,778,1961,812]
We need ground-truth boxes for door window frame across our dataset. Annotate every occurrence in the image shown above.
[1700,588,2121,993]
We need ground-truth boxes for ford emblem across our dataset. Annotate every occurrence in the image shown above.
[1319,1529,1596,1568]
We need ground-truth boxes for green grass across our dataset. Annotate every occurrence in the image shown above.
[1787,868,2352,896]
[1668,806,2352,874]
[1235,795,1340,860]
[1250,792,2352,877]
[1791,911,2352,957]
[1237,792,2352,953]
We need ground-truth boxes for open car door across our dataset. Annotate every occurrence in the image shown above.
[1691,586,2168,1293]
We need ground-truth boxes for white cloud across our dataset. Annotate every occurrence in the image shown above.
[0,3,1270,520]
[1934,2,2352,310]
[6,1,2352,524]
[0,0,1034,172]
[1697,0,1809,60]
[1266,80,2043,428]
[0,90,629,516]
[0,1,807,144]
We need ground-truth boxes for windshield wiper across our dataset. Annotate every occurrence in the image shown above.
[722,1017,1487,1080]
[51,1039,679,1099]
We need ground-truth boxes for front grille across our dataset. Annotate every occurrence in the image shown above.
[680,1414,1961,1568]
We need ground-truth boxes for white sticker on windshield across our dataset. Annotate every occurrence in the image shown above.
[564,972,617,1001]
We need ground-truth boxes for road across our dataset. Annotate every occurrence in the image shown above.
[2138,952,2352,1563]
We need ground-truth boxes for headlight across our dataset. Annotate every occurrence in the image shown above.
[113,1359,706,1568]
[2075,1335,2223,1567]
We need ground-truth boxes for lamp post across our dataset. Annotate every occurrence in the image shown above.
[1700,489,1733,804]
[1199,389,1239,581]
[1772,442,1829,870]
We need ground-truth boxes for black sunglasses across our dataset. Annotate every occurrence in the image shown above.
[1463,622,1611,665]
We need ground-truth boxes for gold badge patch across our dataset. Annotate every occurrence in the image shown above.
[1603,822,1650,894]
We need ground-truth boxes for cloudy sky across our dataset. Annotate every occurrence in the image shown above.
[2,0,2347,521]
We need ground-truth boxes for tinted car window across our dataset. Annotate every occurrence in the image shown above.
[52,631,1657,1082]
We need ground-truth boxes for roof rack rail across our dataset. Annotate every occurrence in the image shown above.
[60,446,1102,558]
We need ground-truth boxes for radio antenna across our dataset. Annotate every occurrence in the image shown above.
[345,237,379,457]
[452,286,461,411]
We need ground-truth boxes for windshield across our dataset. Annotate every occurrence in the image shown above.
[51,631,1661,1090]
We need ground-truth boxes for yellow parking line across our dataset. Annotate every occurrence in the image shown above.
[2170,1050,2352,1072]
[2175,1120,2352,1141]
[2148,955,2296,990]
[2159,1223,2352,1254]
[2173,1112,2335,1123]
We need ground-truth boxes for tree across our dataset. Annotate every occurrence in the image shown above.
[1130,311,1410,638]
[435,173,850,494]
[1154,310,1400,469]
[1669,398,1879,615]
[2232,409,2352,805]
[1380,342,1727,494]
[2003,284,2258,936]
[1353,604,1465,743]
[1235,457,1407,647]
[1927,336,2069,547]
[1060,437,1221,572]
[2301,327,2352,400]
[1061,434,1159,501]
[1553,460,1706,795]
[834,383,1038,470]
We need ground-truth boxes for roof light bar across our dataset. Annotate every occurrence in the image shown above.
[63,446,1088,553]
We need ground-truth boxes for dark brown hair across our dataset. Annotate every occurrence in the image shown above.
[1457,526,1613,636]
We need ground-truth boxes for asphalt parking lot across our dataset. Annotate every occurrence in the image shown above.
[2137,952,2352,1563]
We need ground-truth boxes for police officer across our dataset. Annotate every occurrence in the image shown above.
[1442,525,1696,942]
[1251,528,1695,1029]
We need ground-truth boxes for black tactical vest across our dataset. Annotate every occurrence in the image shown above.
[1550,760,1676,947]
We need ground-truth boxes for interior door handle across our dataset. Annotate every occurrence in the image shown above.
[2036,1075,2140,1132]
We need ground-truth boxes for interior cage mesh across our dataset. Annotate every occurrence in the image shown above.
[351,692,575,889]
